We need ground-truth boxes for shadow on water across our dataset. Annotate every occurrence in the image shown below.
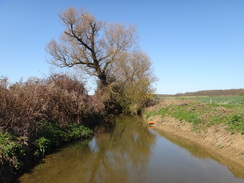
[17,116,244,183]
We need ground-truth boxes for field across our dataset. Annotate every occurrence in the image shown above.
[174,95,244,105]
[146,95,244,134]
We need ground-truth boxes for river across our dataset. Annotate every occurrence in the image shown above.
[17,116,244,183]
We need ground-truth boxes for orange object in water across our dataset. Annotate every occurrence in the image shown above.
[148,121,156,125]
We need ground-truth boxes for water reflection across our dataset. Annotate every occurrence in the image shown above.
[17,116,244,183]
[154,128,244,180]
[79,116,156,183]
[18,116,156,183]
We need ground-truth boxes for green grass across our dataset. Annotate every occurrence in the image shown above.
[194,95,244,105]
[226,114,244,135]
[171,95,244,105]
[145,105,171,119]
[145,97,244,134]
[160,95,244,105]
[171,108,201,125]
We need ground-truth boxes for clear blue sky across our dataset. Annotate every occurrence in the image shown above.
[0,0,243,94]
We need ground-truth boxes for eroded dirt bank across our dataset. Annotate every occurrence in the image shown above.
[147,114,244,169]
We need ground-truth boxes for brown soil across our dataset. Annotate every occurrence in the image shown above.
[146,115,244,168]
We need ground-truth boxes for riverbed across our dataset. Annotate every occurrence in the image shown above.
[17,116,244,183]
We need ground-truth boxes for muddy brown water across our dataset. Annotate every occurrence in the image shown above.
[17,116,244,183]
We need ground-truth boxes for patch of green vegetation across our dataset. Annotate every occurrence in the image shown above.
[167,105,202,125]
[0,133,25,170]
[222,104,244,113]
[226,114,244,135]
[68,124,93,140]
[39,123,68,147]
[195,95,244,105]
[35,122,93,157]
[35,137,50,157]
[172,109,201,125]
[208,115,225,126]
[145,97,244,135]
[145,105,171,119]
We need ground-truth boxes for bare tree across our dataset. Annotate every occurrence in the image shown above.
[109,50,156,109]
[47,7,136,88]
[47,7,156,110]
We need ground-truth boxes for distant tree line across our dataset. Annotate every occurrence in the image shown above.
[156,89,244,97]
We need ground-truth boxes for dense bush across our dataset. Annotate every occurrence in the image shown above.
[0,74,99,139]
[0,73,151,182]
[0,74,103,182]
[34,123,93,157]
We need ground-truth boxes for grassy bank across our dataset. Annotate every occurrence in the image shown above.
[144,96,244,166]
[0,75,106,183]
[146,96,244,134]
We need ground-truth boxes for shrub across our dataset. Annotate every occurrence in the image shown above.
[38,122,68,147]
[34,122,93,157]
[227,115,244,134]
[0,74,99,140]
[0,75,100,182]
[0,133,25,170]
[68,124,93,140]
[35,137,50,157]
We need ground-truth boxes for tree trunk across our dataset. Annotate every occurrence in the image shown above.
[98,72,108,88]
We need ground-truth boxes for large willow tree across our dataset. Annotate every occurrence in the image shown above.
[47,7,156,111]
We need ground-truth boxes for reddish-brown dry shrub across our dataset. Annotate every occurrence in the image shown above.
[0,75,102,141]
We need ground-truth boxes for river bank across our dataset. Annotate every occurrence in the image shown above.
[144,98,244,167]
[16,116,244,183]
[0,75,109,183]
[0,73,151,183]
